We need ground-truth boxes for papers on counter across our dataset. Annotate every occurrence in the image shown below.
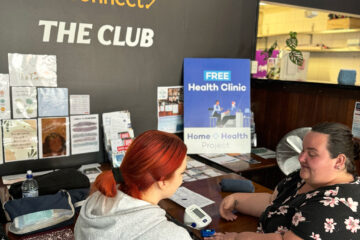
[231,154,260,164]
[251,147,276,159]
[199,153,263,165]
[184,157,225,182]
[170,186,214,208]
[78,163,101,183]
[199,154,238,164]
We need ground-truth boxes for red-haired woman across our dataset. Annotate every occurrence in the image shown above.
[74,130,191,240]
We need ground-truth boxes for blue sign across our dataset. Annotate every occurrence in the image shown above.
[184,58,251,154]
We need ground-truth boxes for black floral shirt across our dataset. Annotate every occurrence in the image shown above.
[257,171,360,239]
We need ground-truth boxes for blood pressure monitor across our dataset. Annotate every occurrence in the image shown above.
[184,204,212,229]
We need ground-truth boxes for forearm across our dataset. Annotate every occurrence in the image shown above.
[234,231,302,240]
[235,232,282,240]
[232,192,272,217]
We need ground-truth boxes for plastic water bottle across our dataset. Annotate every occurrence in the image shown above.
[21,170,39,198]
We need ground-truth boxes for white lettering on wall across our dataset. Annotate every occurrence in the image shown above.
[39,20,154,48]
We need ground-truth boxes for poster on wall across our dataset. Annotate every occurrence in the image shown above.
[38,88,69,117]
[38,117,70,158]
[3,119,38,162]
[157,86,184,133]
[0,121,3,164]
[8,53,57,87]
[11,87,37,119]
[184,58,251,154]
[0,74,11,119]
[70,95,90,115]
[70,114,99,155]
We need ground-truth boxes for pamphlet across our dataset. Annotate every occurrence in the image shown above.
[0,121,3,164]
[157,86,183,133]
[199,153,238,164]
[184,157,225,182]
[38,88,69,117]
[102,111,134,167]
[70,114,99,155]
[8,53,57,87]
[0,74,11,119]
[70,95,90,115]
[11,87,37,119]
[3,119,38,162]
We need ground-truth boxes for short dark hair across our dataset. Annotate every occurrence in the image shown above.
[312,122,359,175]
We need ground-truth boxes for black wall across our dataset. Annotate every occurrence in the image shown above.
[0,0,259,175]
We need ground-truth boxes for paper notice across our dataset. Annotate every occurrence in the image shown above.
[70,95,90,115]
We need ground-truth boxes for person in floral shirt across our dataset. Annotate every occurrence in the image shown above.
[205,122,360,240]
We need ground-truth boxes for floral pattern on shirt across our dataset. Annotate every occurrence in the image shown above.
[344,217,360,233]
[292,212,306,226]
[324,218,336,233]
[258,171,360,239]
[320,196,339,207]
[310,232,321,240]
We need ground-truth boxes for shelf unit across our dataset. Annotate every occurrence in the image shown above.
[258,28,360,38]
[258,28,360,53]
[296,47,360,53]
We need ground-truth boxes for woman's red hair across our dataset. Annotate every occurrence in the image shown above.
[95,130,187,199]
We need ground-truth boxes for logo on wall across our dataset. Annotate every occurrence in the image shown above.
[39,20,155,48]
[80,0,157,9]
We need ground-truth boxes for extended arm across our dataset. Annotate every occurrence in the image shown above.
[220,189,278,220]
[205,230,303,240]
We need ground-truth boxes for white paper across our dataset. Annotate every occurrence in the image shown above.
[8,53,57,87]
[70,95,90,115]
[70,114,99,155]
[79,163,102,183]
[199,153,238,164]
[352,102,360,138]
[38,88,68,117]
[187,160,205,168]
[0,121,3,164]
[169,186,215,208]
[0,74,11,119]
[11,87,37,118]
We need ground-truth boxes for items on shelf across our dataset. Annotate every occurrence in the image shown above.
[338,69,356,86]
[253,50,280,79]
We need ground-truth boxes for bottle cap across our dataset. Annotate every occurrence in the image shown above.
[27,170,32,175]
